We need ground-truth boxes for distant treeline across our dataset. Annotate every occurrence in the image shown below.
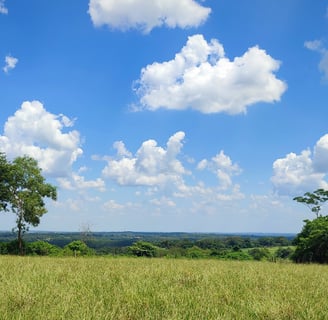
[0,231,295,260]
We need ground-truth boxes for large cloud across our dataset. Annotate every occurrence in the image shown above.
[88,0,210,33]
[134,34,287,114]
[0,101,83,177]
[102,131,188,187]
[272,134,328,195]
[305,40,328,79]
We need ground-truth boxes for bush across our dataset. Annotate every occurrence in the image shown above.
[63,240,94,256]
[248,248,271,261]
[186,246,209,259]
[274,247,294,260]
[27,241,61,256]
[128,241,159,257]
[223,250,252,261]
[5,240,27,255]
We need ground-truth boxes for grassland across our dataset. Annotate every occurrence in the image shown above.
[0,256,327,319]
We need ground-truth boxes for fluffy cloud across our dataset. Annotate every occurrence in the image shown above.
[197,150,242,190]
[134,34,286,114]
[313,134,328,172]
[272,134,328,195]
[305,40,328,79]
[57,173,105,191]
[0,101,83,177]
[88,0,210,33]
[102,131,188,187]
[0,0,7,14]
[3,55,18,73]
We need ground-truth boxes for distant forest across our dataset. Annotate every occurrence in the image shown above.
[0,231,294,257]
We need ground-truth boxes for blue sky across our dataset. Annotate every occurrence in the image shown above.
[1,0,328,233]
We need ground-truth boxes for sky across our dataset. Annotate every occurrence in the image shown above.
[0,0,328,233]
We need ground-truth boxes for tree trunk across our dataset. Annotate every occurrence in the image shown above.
[17,209,24,255]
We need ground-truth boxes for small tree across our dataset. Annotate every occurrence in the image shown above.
[6,156,57,254]
[293,189,328,217]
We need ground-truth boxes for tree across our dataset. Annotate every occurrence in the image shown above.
[293,189,328,263]
[292,216,328,263]
[293,189,328,217]
[6,156,57,254]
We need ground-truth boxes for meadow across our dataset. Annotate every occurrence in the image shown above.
[0,256,327,320]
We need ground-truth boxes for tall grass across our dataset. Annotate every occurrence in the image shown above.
[0,256,327,319]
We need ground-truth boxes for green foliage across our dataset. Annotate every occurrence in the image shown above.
[0,153,11,212]
[64,240,94,256]
[128,241,160,257]
[274,247,294,260]
[224,250,253,261]
[186,246,210,259]
[5,239,28,255]
[0,155,57,254]
[248,248,271,261]
[27,241,61,256]
[292,216,328,263]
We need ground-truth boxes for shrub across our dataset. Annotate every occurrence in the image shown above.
[274,247,294,260]
[63,240,94,256]
[27,241,61,256]
[248,248,271,261]
[128,241,160,257]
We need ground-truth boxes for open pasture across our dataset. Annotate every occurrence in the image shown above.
[0,256,327,319]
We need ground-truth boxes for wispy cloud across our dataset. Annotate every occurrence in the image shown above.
[0,0,8,14]
[305,40,328,80]
[3,55,18,73]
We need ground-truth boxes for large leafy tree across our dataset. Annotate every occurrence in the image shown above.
[293,189,328,263]
[292,216,328,263]
[4,155,57,254]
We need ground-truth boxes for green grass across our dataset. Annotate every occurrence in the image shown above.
[0,256,327,319]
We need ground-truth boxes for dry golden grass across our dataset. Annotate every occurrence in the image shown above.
[0,256,327,319]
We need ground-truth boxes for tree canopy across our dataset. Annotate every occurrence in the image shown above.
[0,154,57,254]
[293,189,328,217]
[293,189,328,263]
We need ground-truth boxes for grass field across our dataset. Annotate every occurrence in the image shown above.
[0,256,327,319]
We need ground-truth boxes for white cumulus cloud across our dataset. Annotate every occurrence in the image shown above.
[197,150,242,190]
[3,55,18,73]
[134,34,287,114]
[102,131,188,187]
[305,40,328,79]
[88,0,210,33]
[0,101,83,177]
[0,0,7,14]
[272,134,328,195]
[57,173,105,192]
